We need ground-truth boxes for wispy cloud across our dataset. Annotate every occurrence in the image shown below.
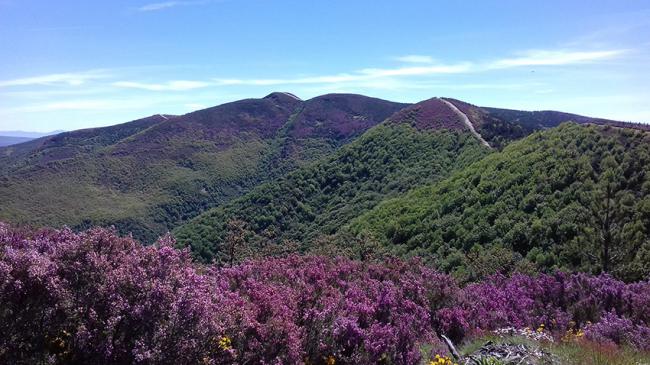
[4,97,180,113]
[1,48,623,93]
[0,70,111,88]
[212,48,623,87]
[359,63,473,77]
[137,0,210,12]
[489,49,625,69]
[395,55,435,64]
[112,80,211,91]
[9,100,115,113]
[138,1,182,11]
[215,62,471,86]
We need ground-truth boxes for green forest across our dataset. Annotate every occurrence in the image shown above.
[174,124,489,262]
[351,123,650,281]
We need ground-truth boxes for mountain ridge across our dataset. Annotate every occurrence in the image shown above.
[1,92,645,244]
[0,93,406,241]
[170,94,646,264]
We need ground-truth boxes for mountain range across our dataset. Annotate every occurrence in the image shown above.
[1,92,648,279]
[0,130,64,147]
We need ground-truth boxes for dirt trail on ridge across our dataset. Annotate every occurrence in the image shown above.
[439,98,492,149]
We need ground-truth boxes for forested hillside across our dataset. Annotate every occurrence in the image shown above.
[0,93,640,248]
[174,124,488,262]
[351,123,650,281]
[0,93,405,242]
[174,97,495,262]
[174,98,647,265]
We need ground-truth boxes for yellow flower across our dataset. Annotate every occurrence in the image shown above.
[561,327,586,342]
[217,336,232,351]
[429,354,458,365]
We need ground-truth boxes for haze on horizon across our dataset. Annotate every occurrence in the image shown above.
[1,0,649,132]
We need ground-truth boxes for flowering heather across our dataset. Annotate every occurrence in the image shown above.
[388,97,465,131]
[1,224,649,364]
[442,273,650,349]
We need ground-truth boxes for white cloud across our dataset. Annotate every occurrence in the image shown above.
[214,62,471,86]
[0,70,110,88]
[3,97,181,114]
[359,63,473,77]
[489,49,625,69]
[214,75,360,86]
[137,0,211,12]
[9,100,113,113]
[211,48,622,88]
[395,55,435,64]
[138,1,182,11]
[112,80,211,91]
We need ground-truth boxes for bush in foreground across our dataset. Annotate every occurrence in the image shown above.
[0,224,648,364]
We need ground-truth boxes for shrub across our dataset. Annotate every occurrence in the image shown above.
[584,312,650,351]
[1,223,649,364]
[0,224,451,364]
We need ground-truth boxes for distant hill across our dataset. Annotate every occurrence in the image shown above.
[0,93,406,242]
[0,130,64,138]
[173,97,643,264]
[0,129,65,147]
[1,92,645,248]
[0,136,32,147]
[442,98,641,149]
[174,98,490,262]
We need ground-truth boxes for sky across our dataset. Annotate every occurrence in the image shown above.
[0,0,649,132]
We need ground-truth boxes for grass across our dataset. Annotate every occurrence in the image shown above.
[456,334,650,365]
[552,340,650,365]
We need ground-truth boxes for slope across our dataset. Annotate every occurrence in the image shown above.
[0,93,406,242]
[350,123,650,281]
[442,98,637,149]
[0,114,169,171]
[174,97,492,262]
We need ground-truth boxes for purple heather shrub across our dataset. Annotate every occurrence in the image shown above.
[0,224,451,364]
[216,256,451,364]
[454,272,650,346]
[1,223,649,365]
[434,307,470,342]
[584,312,650,351]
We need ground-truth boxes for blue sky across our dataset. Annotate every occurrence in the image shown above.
[0,0,649,132]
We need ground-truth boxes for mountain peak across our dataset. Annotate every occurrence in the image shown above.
[264,91,303,103]
[388,97,466,131]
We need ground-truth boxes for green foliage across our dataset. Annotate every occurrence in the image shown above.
[0,138,284,243]
[351,123,650,281]
[174,124,490,263]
